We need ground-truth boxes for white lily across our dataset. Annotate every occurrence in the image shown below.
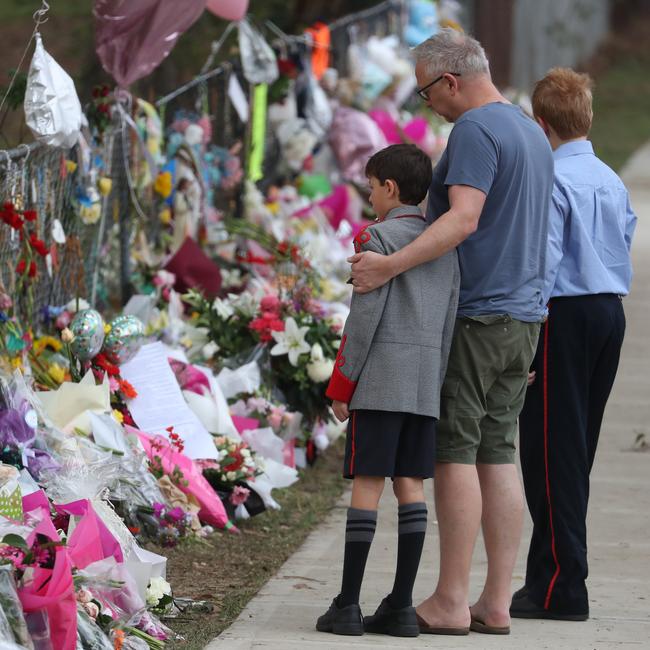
[212,297,234,320]
[270,317,311,366]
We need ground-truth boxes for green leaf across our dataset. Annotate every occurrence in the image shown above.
[1,533,29,551]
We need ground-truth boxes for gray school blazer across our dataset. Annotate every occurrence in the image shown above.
[326,205,459,418]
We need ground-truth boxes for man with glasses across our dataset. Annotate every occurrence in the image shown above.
[348,28,554,635]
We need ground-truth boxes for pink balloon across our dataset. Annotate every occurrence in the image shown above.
[206,0,249,21]
[94,0,206,87]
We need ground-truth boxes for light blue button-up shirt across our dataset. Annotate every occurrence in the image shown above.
[544,140,637,302]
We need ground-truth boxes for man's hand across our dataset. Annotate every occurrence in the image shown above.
[332,400,350,422]
[527,371,536,386]
[348,250,393,293]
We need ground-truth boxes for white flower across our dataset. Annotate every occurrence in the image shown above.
[310,343,324,362]
[241,448,251,458]
[307,358,335,383]
[221,268,243,288]
[227,292,259,317]
[212,298,234,320]
[146,577,172,606]
[66,298,90,313]
[226,471,237,481]
[270,317,311,366]
[202,341,220,359]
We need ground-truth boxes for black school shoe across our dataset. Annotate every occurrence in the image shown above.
[363,596,420,637]
[511,585,529,602]
[510,594,588,621]
[316,597,364,635]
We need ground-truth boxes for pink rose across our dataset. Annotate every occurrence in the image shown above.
[230,485,250,506]
[260,294,281,314]
[83,602,99,619]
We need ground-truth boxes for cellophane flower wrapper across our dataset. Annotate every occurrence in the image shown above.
[77,560,177,644]
[0,565,33,649]
[39,459,136,561]
[129,427,229,529]
[76,558,143,621]
[0,373,59,482]
[55,500,123,570]
[75,607,112,650]
[18,511,77,650]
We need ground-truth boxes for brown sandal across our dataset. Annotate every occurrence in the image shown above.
[416,612,470,635]
[470,616,511,635]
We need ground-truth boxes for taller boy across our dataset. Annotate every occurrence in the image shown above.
[513,68,636,621]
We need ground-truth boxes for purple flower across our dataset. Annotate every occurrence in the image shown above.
[166,507,185,523]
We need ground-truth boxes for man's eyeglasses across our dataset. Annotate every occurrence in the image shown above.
[416,73,461,100]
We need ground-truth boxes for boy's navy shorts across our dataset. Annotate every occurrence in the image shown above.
[343,409,436,479]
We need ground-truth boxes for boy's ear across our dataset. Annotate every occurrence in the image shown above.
[385,178,398,198]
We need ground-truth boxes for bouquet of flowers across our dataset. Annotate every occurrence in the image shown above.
[149,502,194,548]
[229,394,302,440]
[203,437,261,489]
[265,286,341,431]
[145,576,173,615]
[183,288,259,364]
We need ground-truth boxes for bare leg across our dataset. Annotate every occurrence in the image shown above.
[350,475,385,510]
[393,476,425,505]
[416,463,481,628]
[470,463,524,627]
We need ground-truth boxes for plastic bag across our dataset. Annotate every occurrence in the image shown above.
[24,34,82,147]
[238,19,278,85]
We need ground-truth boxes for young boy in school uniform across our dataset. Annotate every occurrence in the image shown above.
[512,67,636,621]
[316,143,460,637]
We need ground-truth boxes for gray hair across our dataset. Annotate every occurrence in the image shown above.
[412,28,490,79]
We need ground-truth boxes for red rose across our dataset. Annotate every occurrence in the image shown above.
[16,259,26,275]
[28,261,37,278]
[23,210,37,222]
[29,233,49,257]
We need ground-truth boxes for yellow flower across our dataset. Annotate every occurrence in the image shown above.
[11,357,22,370]
[48,363,66,384]
[65,160,78,174]
[98,177,113,196]
[104,324,112,334]
[267,202,279,215]
[34,336,63,355]
[112,409,124,424]
[154,171,173,199]
[159,207,172,225]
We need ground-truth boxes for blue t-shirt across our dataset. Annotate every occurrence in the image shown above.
[426,103,554,322]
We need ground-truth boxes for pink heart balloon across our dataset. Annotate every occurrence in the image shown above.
[206,0,249,21]
[95,0,206,87]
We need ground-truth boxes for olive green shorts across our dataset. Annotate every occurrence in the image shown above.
[437,315,541,465]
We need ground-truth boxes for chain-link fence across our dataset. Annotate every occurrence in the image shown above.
[0,1,411,326]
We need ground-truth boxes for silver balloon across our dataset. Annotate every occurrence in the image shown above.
[102,315,145,365]
[69,309,105,361]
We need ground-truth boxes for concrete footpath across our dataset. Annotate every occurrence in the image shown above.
[206,146,650,650]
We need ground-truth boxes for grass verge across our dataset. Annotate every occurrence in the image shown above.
[146,440,346,649]
[587,14,650,171]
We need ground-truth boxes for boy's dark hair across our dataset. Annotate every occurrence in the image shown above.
[365,144,432,205]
